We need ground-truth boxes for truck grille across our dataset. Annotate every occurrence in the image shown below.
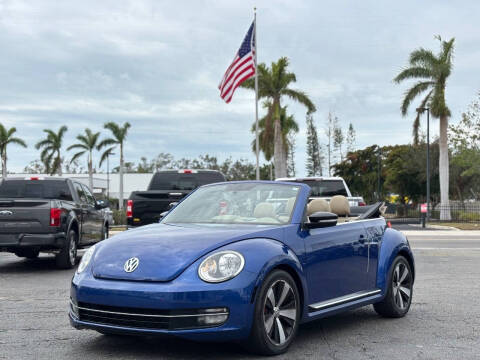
[71,301,228,330]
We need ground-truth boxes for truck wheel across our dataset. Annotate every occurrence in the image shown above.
[15,249,40,259]
[56,230,78,269]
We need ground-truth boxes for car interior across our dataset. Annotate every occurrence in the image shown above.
[306,196,386,224]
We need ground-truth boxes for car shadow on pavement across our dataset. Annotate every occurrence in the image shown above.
[0,254,79,273]
[76,308,383,359]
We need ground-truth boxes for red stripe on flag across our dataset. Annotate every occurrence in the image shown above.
[220,59,254,98]
[223,66,255,103]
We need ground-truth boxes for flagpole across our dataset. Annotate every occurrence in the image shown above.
[254,7,260,180]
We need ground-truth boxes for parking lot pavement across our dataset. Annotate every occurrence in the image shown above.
[1,241,479,360]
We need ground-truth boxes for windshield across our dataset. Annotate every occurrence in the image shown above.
[293,180,348,197]
[162,182,300,225]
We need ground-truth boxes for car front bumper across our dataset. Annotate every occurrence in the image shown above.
[70,266,258,341]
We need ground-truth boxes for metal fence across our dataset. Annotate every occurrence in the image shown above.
[383,202,480,223]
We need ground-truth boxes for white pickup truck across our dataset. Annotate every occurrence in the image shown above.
[275,176,366,207]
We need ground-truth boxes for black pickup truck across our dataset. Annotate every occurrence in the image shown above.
[0,177,110,269]
[127,169,226,227]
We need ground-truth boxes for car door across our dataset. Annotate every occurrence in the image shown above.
[81,184,104,242]
[303,221,370,307]
[72,182,90,243]
[361,219,384,290]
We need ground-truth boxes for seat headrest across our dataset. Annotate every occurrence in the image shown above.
[254,202,275,218]
[330,195,350,216]
[307,199,330,216]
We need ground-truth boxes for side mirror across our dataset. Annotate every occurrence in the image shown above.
[305,212,338,229]
[95,200,109,209]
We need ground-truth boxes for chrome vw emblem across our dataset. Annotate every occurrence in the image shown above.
[0,210,13,216]
[124,257,139,273]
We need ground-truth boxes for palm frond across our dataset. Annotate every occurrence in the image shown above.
[97,138,117,150]
[67,143,88,151]
[409,48,437,67]
[70,151,86,164]
[282,89,316,113]
[394,66,433,83]
[99,146,116,167]
[401,81,434,115]
[7,137,27,147]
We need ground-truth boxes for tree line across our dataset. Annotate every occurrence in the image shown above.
[0,121,131,209]
[333,91,480,205]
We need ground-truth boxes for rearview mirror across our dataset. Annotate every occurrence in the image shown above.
[305,212,338,229]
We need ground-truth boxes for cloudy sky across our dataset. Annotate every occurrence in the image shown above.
[1,0,479,175]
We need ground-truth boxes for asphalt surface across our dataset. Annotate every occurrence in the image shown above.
[1,232,479,360]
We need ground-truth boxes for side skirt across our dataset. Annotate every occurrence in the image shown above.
[308,289,382,312]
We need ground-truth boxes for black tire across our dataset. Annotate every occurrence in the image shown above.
[14,248,40,259]
[55,230,78,269]
[247,270,301,356]
[374,255,413,318]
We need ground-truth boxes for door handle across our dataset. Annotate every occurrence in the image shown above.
[358,235,366,244]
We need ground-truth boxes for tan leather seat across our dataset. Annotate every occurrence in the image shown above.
[285,197,296,215]
[330,195,351,222]
[254,202,276,218]
[307,199,330,216]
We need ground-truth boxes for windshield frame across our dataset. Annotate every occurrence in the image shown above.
[161,181,302,226]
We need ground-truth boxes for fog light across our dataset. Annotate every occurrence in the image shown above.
[197,307,229,326]
[70,299,79,319]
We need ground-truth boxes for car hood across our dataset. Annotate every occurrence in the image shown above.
[92,223,284,282]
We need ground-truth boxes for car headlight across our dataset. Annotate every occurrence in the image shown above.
[198,250,245,283]
[77,245,96,274]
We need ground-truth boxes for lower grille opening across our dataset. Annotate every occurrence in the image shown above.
[72,301,229,331]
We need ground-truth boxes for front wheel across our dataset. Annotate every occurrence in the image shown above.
[374,255,413,318]
[247,270,300,356]
[55,230,78,269]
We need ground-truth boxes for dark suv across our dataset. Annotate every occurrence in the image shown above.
[0,177,110,268]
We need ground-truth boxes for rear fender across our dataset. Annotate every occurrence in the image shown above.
[377,228,415,292]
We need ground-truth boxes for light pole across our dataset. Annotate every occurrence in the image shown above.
[417,107,430,221]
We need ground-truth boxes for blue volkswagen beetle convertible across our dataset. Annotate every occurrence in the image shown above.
[70,181,414,355]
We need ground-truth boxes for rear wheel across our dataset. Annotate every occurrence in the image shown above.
[374,256,413,318]
[247,270,300,355]
[55,230,78,269]
[15,248,40,259]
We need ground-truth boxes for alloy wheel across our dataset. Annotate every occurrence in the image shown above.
[392,262,412,310]
[263,279,297,346]
[69,234,77,265]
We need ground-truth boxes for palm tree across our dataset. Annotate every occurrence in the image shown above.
[35,126,68,176]
[251,103,299,162]
[98,122,130,209]
[0,124,27,178]
[67,129,100,191]
[394,36,454,220]
[241,57,316,178]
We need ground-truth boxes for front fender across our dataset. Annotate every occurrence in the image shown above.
[377,228,415,292]
[221,238,308,318]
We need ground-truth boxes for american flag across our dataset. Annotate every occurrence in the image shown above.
[219,22,256,103]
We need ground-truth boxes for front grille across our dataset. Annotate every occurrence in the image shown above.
[71,301,228,331]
